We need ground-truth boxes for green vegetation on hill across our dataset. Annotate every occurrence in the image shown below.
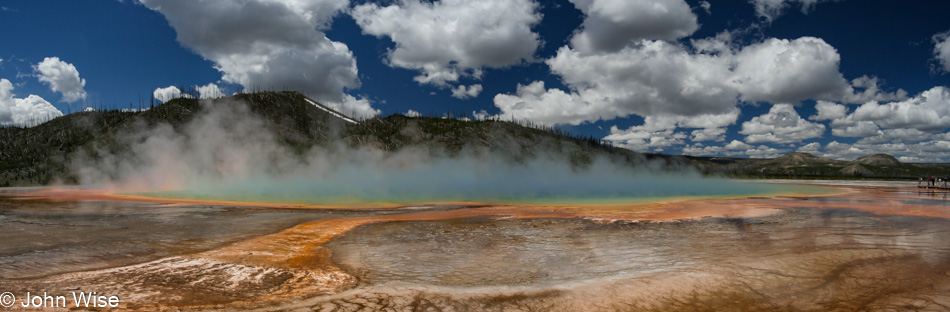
[0,91,651,186]
[1,91,947,186]
[688,152,950,180]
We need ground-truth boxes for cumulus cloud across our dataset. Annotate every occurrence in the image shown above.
[603,112,737,152]
[196,83,223,99]
[848,86,950,131]
[493,81,586,125]
[733,37,851,104]
[605,127,687,153]
[549,41,739,117]
[682,141,786,158]
[799,138,950,163]
[0,78,63,126]
[493,35,897,129]
[152,86,191,103]
[735,39,904,105]
[450,84,482,99]
[139,0,371,116]
[743,144,788,158]
[797,142,821,153]
[809,100,847,121]
[805,86,950,159]
[844,75,908,103]
[933,30,950,73]
[33,57,87,103]
[831,120,880,138]
[472,109,491,121]
[568,0,698,53]
[334,94,380,119]
[749,0,827,23]
[724,140,754,150]
[405,109,421,117]
[351,0,541,86]
[690,127,726,142]
[740,103,825,144]
[494,41,738,126]
[856,128,932,145]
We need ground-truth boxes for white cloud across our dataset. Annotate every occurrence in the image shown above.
[740,103,825,144]
[682,141,786,158]
[749,0,826,23]
[844,75,908,103]
[603,112,738,152]
[568,0,698,53]
[830,120,880,138]
[405,109,421,117]
[856,128,931,144]
[849,86,950,131]
[139,0,372,115]
[549,41,739,117]
[606,127,687,153]
[493,81,589,125]
[196,83,223,99]
[484,13,907,158]
[351,0,541,86]
[33,57,87,103]
[744,144,787,158]
[493,35,894,128]
[699,1,711,14]
[724,140,754,150]
[0,78,63,126]
[805,139,950,163]
[494,41,738,126]
[450,84,482,99]
[733,37,852,104]
[809,100,847,121]
[935,31,950,73]
[152,86,190,103]
[472,109,491,121]
[333,94,379,119]
[797,142,821,153]
[690,127,726,142]
[801,87,950,160]
[735,39,903,105]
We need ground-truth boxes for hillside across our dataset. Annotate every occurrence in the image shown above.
[1,91,947,186]
[689,152,950,179]
[0,91,680,186]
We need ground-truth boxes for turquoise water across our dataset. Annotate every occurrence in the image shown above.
[131,162,823,206]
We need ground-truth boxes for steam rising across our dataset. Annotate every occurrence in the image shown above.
[73,99,790,206]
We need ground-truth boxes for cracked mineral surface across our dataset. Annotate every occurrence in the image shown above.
[2,183,950,311]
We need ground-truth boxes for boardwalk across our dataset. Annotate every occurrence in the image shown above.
[918,185,950,190]
[919,178,950,190]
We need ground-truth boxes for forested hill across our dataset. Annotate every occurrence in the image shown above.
[0,91,946,186]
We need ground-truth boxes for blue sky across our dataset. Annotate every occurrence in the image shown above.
[1,0,950,162]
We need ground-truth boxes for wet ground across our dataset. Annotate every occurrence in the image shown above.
[1,183,950,311]
[0,190,343,279]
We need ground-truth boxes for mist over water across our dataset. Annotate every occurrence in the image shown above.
[71,100,800,206]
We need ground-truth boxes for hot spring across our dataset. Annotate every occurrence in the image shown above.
[125,158,824,206]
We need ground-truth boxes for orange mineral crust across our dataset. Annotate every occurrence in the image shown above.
[3,183,950,311]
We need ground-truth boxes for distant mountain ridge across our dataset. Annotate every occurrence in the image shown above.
[0,91,948,186]
[690,151,950,179]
